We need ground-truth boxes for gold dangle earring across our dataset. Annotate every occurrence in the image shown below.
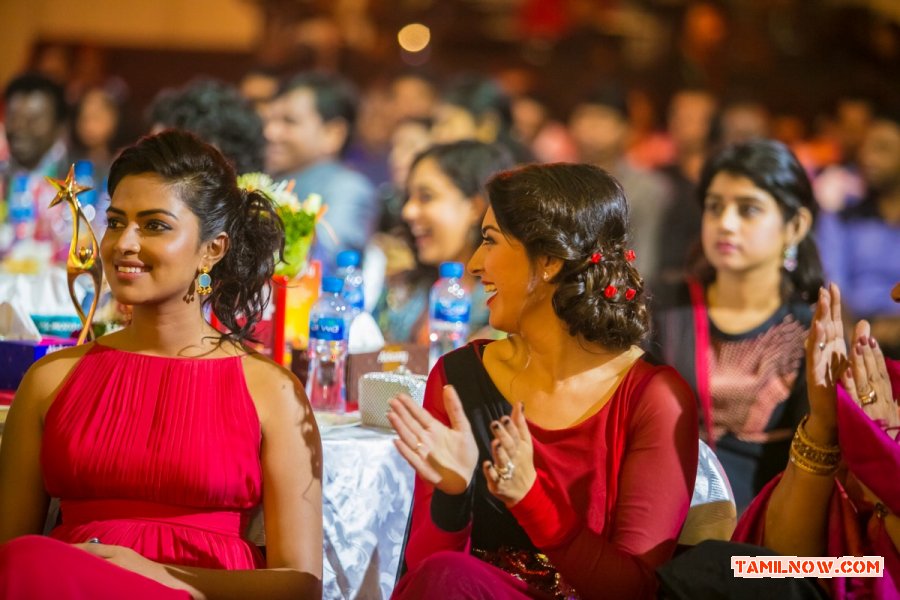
[196,265,212,295]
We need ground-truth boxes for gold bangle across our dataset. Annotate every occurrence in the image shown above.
[789,449,839,476]
[795,415,840,454]
[789,415,840,476]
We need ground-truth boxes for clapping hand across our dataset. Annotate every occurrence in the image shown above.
[482,401,536,507]
[842,320,899,430]
[806,283,849,429]
[388,386,479,495]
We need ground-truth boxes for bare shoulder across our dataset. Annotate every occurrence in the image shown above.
[241,352,311,425]
[17,342,95,417]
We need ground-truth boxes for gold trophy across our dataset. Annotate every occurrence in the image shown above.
[46,165,103,345]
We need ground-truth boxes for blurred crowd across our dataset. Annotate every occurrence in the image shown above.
[1,5,900,596]
[0,4,898,358]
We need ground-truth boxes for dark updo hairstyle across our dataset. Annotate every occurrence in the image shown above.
[487,163,648,350]
[695,139,824,302]
[107,129,285,343]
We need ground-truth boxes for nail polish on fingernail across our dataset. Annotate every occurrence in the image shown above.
[855,344,862,355]
[869,337,877,348]
[519,402,525,413]
[491,422,500,430]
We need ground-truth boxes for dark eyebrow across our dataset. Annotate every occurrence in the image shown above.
[481,225,501,235]
[105,207,178,219]
[734,195,766,204]
[704,192,766,204]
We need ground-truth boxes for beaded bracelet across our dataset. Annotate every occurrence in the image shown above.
[789,415,841,476]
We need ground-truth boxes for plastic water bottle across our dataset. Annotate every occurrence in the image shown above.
[73,160,97,208]
[307,276,349,413]
[336,249,365,315]
[428,262,471,368]
[74,160,100,227]
[7,175,35,241]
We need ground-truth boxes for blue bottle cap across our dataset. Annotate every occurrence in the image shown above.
[336,249,361,268]
[74,160,94,177]
[321,276,344,294]
[439,262,464,278]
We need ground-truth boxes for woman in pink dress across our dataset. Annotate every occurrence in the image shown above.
[0,130,323,599]
[733,282,900,598]
[387,163,699,599]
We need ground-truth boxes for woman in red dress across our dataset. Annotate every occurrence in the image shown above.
[387,163,699,599]
[0,130,323,599]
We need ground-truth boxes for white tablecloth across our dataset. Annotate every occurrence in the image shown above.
[321,424,414,600]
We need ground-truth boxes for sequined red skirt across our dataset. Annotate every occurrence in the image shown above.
[471,547,580,600]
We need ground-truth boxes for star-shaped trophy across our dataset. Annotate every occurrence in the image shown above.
[46,164,103,345]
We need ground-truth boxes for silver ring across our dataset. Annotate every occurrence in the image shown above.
[87,537,101,544]
[496,461,515,481]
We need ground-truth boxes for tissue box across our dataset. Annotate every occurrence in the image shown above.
[0,337,77,390]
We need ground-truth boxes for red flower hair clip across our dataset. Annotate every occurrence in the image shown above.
[604,285,617,298]
[625,288,636,301]
[590,252,603,264]
[624,249,636,263]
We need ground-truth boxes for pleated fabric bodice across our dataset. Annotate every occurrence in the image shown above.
[41,344,265,569]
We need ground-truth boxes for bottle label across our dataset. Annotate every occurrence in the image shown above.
[310,316,345,341]
[432,300,471,323]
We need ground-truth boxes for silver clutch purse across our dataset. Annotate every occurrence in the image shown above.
[358,366,427,429]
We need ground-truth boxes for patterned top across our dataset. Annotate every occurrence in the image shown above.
[708,307,807,444]
[650,283,813,510]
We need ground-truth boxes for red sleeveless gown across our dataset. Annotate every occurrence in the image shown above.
[0,344,264,598]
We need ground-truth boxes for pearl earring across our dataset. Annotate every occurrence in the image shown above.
[542,272,549,282]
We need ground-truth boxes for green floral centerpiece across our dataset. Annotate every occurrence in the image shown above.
[237,173,323,278]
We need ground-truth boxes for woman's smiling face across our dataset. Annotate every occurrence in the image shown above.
[402,156,483,266]
[101,173,208,307]
[467,207,545,334]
